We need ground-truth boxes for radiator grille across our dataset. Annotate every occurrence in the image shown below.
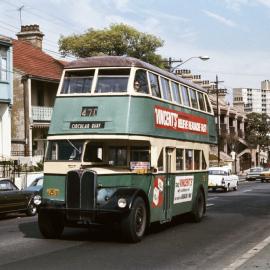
[66,170,96,210]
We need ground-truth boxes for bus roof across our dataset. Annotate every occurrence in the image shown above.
[65,56,207,93]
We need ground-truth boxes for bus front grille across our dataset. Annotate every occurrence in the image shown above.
[66,170,96,212]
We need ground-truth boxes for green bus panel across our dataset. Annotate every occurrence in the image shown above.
[43,172,208,224]
[49,96,217,144]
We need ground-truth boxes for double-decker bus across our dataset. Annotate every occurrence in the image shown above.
[35,56,217,242]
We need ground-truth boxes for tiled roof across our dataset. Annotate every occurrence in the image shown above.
[13,39,66,81]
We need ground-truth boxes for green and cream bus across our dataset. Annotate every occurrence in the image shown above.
[36,56,217,242]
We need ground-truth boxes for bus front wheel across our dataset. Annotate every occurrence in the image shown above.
[190,189,205,222]
[38,211,64,239]
[121,197,147,243]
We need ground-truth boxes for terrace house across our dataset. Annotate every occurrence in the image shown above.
[11,25,65,163]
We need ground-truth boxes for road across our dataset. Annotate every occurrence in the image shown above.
[0,181,270,270]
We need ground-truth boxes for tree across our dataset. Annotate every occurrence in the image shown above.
[245,112,270,165]
[58,23,165,67]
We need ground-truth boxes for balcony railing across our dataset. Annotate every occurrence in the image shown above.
[32,106,53,121]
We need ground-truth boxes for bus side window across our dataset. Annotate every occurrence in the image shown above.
[194,150,201,170]
[149,72,161,98]
[157,148,164,171]
[190,89,199,109]
[204,95,212,113]
[171,82,182,104]
[198,92,206,111]
[176,148,184,170]
[185,149,193,170]
[160,77,172,101]
[202,151,207,169]
[134,69,149,94]
[181,85,190,107]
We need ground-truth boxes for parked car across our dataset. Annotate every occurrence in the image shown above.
[0,178,37,216]
[208,166,239,192]
[259,168,270,183]
[25,176,43,195]
[246,167,264,181]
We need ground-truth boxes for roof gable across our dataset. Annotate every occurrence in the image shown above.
[13,39,66,81]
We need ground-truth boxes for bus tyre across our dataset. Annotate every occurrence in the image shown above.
[38,211,64,239]
[191,190,205,222]
[121,197,147,243]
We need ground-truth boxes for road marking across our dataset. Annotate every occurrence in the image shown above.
[207,197,218,201]
[223,235,270,270]
[206,203,214,207]
[242,189,252,193]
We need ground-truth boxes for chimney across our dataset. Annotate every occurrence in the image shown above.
[16,24,44,49]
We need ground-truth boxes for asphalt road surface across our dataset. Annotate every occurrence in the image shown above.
[0,180,270,270]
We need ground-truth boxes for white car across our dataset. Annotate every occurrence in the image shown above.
[208,166,239,192]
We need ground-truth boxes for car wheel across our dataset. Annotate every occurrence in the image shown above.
[190,189,205,222]
[26,200,37,216]
[38,211,64,239]
[121,197,147,243]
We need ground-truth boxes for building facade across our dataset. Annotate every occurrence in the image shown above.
[233,80,270,114]
[11,25,65,164]
[0,35,12,159]
[176,69,251,173]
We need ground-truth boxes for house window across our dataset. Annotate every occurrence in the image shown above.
[0,47,8,81]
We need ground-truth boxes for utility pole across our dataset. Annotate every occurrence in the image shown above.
[164,57,183,72]
[211,75,224,166]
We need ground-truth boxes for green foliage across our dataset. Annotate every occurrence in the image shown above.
[58,23,166,67]
[245,112,270,149]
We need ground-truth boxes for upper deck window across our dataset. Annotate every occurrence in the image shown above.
[134,69,149,94]
[61,70,94,94]
[204,95,212,113]
[160,77,172,101]
[190,89,199,109]
[95,69,130,93]
[181,85,190,107]
[171,82,181,104]
[198,92,206,111]
[149,72,161,98]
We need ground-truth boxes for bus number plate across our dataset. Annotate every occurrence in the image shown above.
[81,107,98,117]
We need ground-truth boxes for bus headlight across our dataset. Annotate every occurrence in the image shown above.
[118,198,127,208]
[33,195,42,205]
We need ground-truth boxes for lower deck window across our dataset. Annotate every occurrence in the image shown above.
[185,149,193,170]
[109,147,127,166]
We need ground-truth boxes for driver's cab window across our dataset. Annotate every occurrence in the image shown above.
[130,146,150,162]
[84,143,104,163]
[109,147,127,166]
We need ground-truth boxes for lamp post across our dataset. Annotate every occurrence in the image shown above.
[170,56,210,73]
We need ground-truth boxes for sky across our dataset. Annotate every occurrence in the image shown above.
[1,0,270,96]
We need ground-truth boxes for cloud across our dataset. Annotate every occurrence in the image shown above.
[223,0,251,11]
[203,10,237,27]
[257,0,270,8]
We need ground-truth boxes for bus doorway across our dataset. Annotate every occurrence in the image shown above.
[162,147,174,222]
